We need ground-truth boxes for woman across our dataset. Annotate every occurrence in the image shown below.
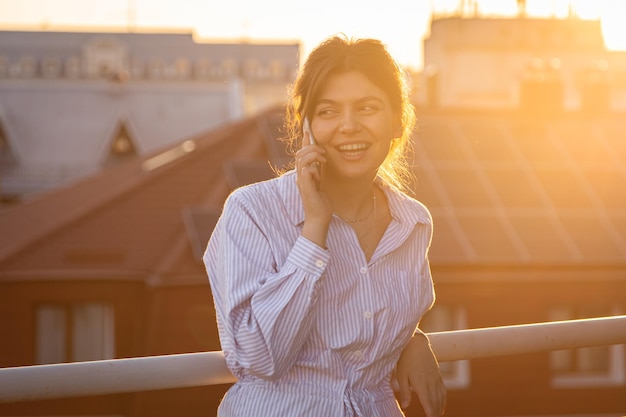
[204,35,446,417]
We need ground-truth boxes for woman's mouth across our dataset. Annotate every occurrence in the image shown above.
[336,143,370,156]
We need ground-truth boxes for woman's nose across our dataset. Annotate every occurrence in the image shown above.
[338,111,361,134]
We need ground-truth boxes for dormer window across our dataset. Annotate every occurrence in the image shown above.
[104,121,138,167]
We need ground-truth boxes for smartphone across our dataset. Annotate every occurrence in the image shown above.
[302,117,321,189]
[303,117,316,145]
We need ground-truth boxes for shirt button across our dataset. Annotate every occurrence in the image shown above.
[353,350,363,359]
[315,259,325,268]
[359,266,368,274]
[364,311,372,319]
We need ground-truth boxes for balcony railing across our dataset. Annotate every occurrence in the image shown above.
[1,315,625,403]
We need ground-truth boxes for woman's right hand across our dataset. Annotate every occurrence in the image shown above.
[295,127,332,248]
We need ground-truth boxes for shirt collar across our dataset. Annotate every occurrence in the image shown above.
[277,170,431,227]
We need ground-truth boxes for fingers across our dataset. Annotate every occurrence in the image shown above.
[302,128,312,148]
[413,375,447,417]
[295,139,325,188]
[398,378,412,410]
[417,384,447,417]
[296,148,324,168]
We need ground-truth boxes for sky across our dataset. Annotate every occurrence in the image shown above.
[0,0,625,70]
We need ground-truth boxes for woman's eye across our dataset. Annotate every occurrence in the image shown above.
[317,108,336,117]
[360,105,378,113]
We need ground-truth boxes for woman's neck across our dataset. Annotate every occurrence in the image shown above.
[321,177,378,221]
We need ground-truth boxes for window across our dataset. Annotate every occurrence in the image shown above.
[269,59,286,81]
[163,62,178,79]
[83,37,128,78]
[65,56,82,79]
[147,59,164,79]
[42,56,62,78]
[36,303,115,364]
[419,305,471,389]
[17,55,37,78]
[549,305,624,388]
[221,59,238,78]
[194,58,211,79]
[175,58,191,79]
[243,59,261,79]
[104,121,138,167]
[129,59,145,79]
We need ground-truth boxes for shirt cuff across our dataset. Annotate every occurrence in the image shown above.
[285,235,330,277]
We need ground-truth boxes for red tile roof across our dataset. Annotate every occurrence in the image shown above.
[0,107,284,284]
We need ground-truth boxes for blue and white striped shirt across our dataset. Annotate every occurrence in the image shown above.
[204,170,435,417]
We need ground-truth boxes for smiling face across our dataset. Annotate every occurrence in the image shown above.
[311,70,402,184]
[289,36,416,193]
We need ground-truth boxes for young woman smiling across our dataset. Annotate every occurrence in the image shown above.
[204,35,446,417]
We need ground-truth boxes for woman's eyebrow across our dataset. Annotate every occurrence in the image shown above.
[316,96,386,106]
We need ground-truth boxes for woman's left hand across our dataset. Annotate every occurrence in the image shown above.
[394,333,447,417]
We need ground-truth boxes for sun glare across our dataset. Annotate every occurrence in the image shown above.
[514,0,626,51]
[436,0,626,52]
[598,3,626,51]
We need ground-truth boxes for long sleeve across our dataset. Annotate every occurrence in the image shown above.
[204,189,330,380]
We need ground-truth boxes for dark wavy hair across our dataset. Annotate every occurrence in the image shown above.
[285,35,416,193]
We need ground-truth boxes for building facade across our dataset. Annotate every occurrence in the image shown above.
[0,30,299,201]
[417,15,626,112]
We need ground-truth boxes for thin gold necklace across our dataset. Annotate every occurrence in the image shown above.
[336,190,376,224]
[363,193,378,258]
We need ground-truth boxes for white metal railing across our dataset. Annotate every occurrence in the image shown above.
[1,315,625,403]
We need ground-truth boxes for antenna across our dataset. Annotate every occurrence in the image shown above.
[460,0,467,16]
[517,0,527,17]
[127,0,137,32]
[567,0,577,19]
[458,0,478,17]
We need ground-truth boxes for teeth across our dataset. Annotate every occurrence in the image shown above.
[338,143,368,152]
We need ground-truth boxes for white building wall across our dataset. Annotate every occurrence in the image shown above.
[0,79,239,195]
[0,31,299,200]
